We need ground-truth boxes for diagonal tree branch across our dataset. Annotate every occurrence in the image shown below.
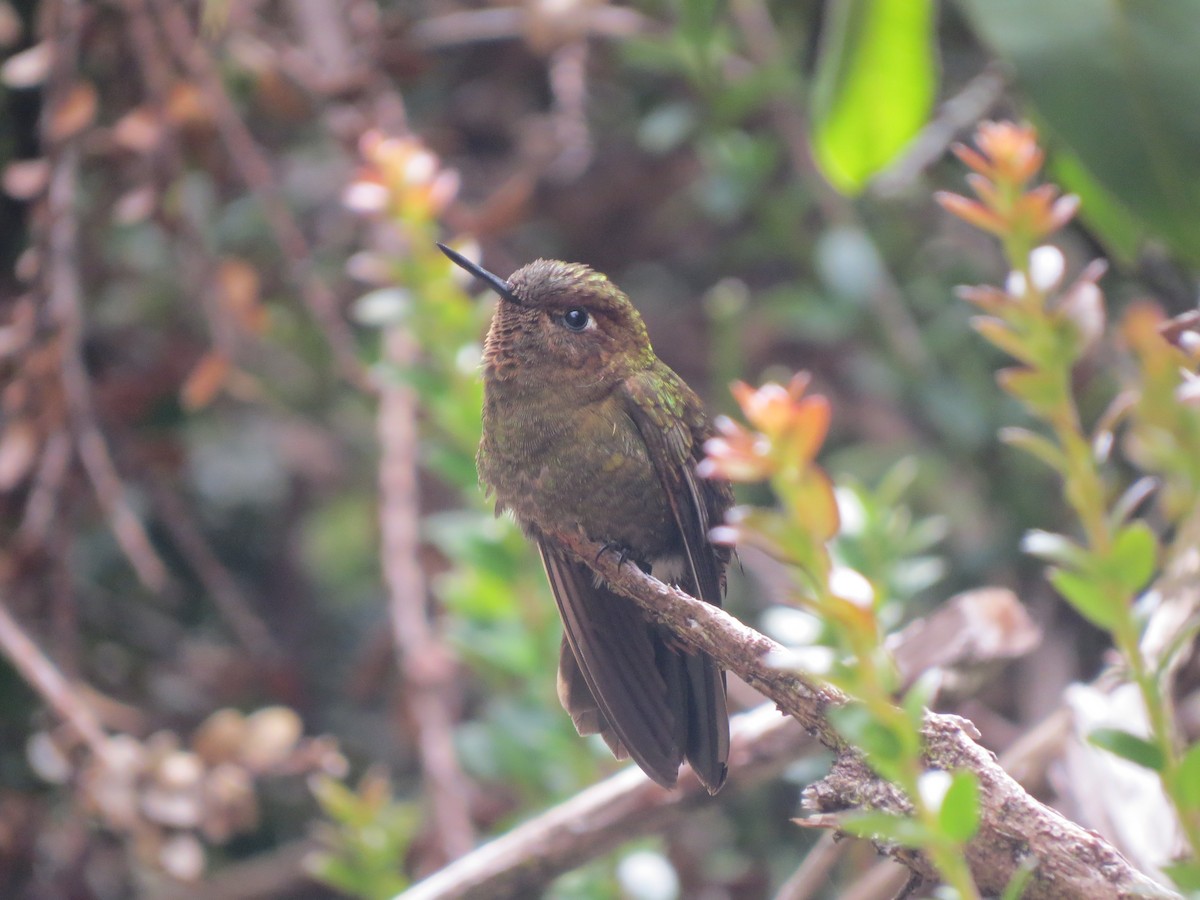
[545,530,1176,900]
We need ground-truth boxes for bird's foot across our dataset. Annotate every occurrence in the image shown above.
[595,541,633,569]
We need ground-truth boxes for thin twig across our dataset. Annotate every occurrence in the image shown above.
[44,0,170,594]
[408,6,649,50]
[873,66,1007,196]
[19,428,71,541]
[148,476,285,663]
[148,0,370,392]
[772,832,847,900]
[0,595,110,762]
[379,327,476,864]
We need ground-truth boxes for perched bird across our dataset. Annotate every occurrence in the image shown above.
[437,243,733,793]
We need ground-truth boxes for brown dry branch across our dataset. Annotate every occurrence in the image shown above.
[378,328,476,865]
[398,584,1036,900]
[408,4,649,51]
[551,530,1175,900]
[399,703,811,900]
[146,0,370,392]
[0,595,111,762]
[43,0,170,594]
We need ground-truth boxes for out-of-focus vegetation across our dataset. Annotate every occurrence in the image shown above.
[1,0,1198,897]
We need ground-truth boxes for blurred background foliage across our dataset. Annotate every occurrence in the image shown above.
[0,0,1197,897]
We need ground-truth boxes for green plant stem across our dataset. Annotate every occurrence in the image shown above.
[1115,616,1200,855]
[844,627,980,898]
[1011,263,1200,859]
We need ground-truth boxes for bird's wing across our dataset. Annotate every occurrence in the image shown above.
[619,369,732,792]
[618,369,732,607]
[538,538,686,787]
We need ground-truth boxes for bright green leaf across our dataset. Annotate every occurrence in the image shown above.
[1164,860,1200,891]
[1175,742,1200,810]
[999,857,1039,900]
[937,771,981,843]
[996,367,1065,418]
[1020,530,1090,570]
[836,810,933,846]
[1107,521,1159,595]
[828,702,904,768]
[811,0,937,193]
[1088,728,1166,772]
[1048,567,1118,630]
[999,427,1068,473]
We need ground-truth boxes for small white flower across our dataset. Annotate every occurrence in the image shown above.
[342,181,389,213]
[829,566,874,609]
[1029,245,1065,293]
[616,851,679,900]
[761,606,823,646]
[402,149,437,186]
[834,487,866,536]
[918,769,953,813]
[1005,269,1027,298]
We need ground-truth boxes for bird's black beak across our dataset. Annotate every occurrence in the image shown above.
[437,243,519,305]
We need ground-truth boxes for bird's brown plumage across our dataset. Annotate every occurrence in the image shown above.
[440,246,733,792]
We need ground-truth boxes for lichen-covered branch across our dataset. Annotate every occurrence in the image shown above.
[554,530,1176,900]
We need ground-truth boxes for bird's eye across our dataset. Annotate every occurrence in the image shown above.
[561,308,592,332]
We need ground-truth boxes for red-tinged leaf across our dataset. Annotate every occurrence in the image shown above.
[48,81,97,142]
[935,191,1008,235]
[971,316,1035,365]
[2,158,50,200]
[780,469,840,542]
[996,367,1066,416]
[181,352,231,411]
[999,427,1067,472]
[781,395,832,466]
[955,283,1010,312]
[216,259,267,335]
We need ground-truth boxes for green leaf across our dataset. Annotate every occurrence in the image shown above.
[996,367,1065,417]
[999,427,1067,473]
[1048,567,1118,630]
[836,810,933,846]
[903,672,937,728]
[1088,728,1166,772]
[1163,860,1200,891]
[1020,530,1090,570]
[957,0,1200,264]
[937,771,981,843]
[1107,521,1158,595]
[811,0,937,193]
[999,857,1039,900]
[1175,742,1200,810]
[828,702,904,768]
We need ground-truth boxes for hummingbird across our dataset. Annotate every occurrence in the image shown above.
[437,243,733,793]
